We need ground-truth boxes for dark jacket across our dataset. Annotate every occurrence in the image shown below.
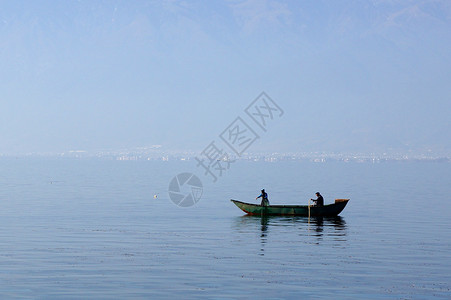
[313,194,324,206]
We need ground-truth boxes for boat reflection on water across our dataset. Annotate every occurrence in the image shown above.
[260,215,269,255]
[232,215,348,255]
[308,216,346,234]
[306,216,347,245]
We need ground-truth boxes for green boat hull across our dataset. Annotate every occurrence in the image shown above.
[231,199,349,217]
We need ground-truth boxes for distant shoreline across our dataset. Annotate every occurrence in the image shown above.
[1,152,449,163]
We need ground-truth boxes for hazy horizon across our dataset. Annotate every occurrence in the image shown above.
[1,1,450,156]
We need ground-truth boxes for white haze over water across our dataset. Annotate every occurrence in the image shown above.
[0,0,450,156]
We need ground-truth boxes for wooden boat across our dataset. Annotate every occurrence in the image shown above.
[231,199,349,217]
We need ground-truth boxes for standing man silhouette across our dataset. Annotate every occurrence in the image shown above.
[256,189,269,206]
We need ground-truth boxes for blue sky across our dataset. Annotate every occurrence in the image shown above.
[0,0,450,155]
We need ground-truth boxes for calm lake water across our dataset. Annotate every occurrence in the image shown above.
[0,158,450,299]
